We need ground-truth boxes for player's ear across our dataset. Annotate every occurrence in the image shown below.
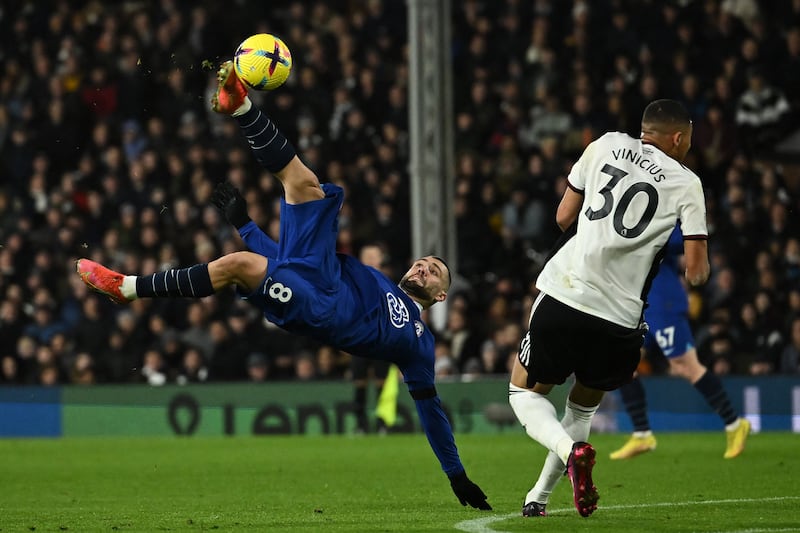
[435,290,447,303]
[671,130,683,148]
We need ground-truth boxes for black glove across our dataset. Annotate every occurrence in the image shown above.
[211,181,251,229]
[449,471,492,510]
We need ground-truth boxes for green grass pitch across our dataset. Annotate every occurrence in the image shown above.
[1,432,797,532]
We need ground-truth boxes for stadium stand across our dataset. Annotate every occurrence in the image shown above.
[0,0,798,384]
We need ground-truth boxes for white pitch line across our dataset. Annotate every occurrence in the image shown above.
[454,513,516,533]
[708,529,800,533]
[454,496,800,533]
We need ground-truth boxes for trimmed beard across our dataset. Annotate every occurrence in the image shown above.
[399,278,431,303]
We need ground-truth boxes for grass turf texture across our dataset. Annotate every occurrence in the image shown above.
[1,432,797,532]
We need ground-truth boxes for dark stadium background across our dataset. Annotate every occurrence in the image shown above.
[1,0,799,388]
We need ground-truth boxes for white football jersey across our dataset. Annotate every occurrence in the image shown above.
[537,132,707,328]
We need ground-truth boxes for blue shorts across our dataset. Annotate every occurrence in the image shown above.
[642,311,695,358]
[240,183,344,328]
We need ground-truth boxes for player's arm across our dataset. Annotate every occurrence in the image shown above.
[408,384,491,510]
[556,137,593,231]
[237,221,278,257]
[683,238,709,287]
[555,185,584,231]
[211,181,278,257]
[678,179,710,287]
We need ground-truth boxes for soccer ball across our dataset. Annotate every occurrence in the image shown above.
[233,34,293,91]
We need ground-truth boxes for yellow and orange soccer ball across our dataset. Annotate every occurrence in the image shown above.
[233,33,292,90]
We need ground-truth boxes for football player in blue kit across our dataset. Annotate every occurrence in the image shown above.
[610,225,750,460]
[76,60,491,511]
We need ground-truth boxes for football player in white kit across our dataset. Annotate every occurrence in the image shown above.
[508,99,710,518]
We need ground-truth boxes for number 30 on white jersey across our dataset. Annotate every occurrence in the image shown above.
[536,132,707,329]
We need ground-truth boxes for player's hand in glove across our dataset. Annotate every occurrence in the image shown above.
[449,471,492,510]
[211,181,251,229]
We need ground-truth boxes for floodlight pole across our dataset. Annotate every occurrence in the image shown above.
[407,0,457,274]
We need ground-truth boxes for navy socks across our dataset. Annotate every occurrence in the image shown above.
[619,377,651,432]
[236,107,297,173]
[693,370,738,425]
[135,264,214,298]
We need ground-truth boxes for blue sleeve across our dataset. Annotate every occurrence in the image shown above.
[412,394,465,477]
[666,225,683,257]
[238,221,278,257]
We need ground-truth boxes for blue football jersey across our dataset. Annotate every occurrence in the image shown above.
[238,185,436,389]
[646,225,688,316]
[327,255,435,386]
[643,225,696,357]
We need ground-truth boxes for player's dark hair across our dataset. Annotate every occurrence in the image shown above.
[431,255,452,289]
[642,99,692,128]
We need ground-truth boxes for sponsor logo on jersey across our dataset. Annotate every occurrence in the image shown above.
[386,292,410,329]
[414,320,424,337]
[518,332,531,366]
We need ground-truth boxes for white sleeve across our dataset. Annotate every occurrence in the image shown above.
[678,178,708,239]
[567,140,595,192]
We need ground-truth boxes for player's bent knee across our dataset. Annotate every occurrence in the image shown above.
[210,252,268,290]
[568,381,604,407]
[669,350,706,380]
[285,182,325,204]
[276,158,325,204]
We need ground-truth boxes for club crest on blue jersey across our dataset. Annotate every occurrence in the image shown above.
[386,292,410,328]
[414,320,424,337]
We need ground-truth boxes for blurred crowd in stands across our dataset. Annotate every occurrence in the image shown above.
[1,0,800,386]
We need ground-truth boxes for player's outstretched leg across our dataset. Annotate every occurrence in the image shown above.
[565,442,599,517]
[77,253,266,304]
[76,258,216,303]
[724,418,751,459]
[210,60,322,205]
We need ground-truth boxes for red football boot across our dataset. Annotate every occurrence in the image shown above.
[212,60,248,114]
[566,441,599,517]
[76,259,131,304]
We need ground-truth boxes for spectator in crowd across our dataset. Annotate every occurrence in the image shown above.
[1,355,21,384]
[139,348,168,386]
[434,340,458,379]
[176,347,209,385]
[735,66,791,156]
[780,317,800,374]
[246,352,270,383]
[316,345,347,381]
[70,352,97,385]
[23,304,64,346]
[294,352,318,382]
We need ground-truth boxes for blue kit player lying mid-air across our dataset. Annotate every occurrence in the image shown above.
[610,225,750,460]
[76,61,491,511]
